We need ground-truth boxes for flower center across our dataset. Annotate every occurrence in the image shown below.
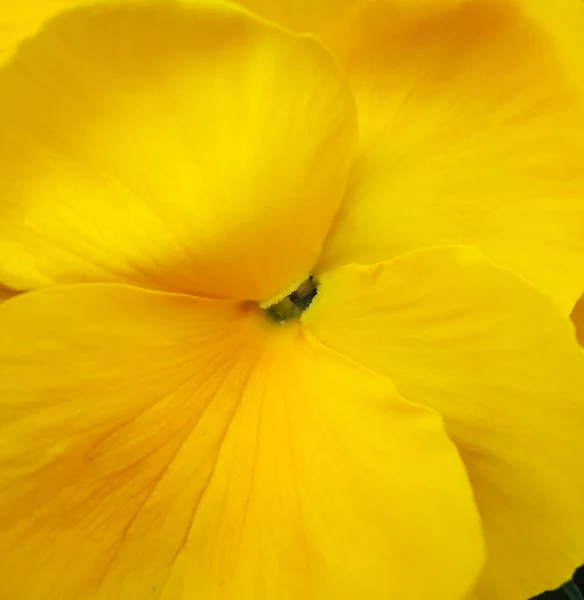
[265,276,318,323]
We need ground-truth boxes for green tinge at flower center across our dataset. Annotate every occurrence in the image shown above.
[265,276,318,323]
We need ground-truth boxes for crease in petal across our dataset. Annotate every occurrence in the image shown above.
[0,283,17,303]
[317,0,584,312]
[0,283,484,600]
[0,0,357,301]
[304,245,584,600]
[570,294,584,346]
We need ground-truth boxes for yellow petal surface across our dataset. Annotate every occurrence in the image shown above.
[229,0,464,36]
[0,285,484,600]
[304,246,584,600]
[0,285,264,599]
[0,0,356,301]
[520,0,584,89]
[317,0,584,313]
[229,0,356,34]
[0,0,83,63]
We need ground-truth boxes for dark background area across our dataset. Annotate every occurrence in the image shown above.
[531,566,584,599]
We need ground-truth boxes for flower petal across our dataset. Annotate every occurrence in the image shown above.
[519,0,584,89]
[304,246,584,600]
[316,0,584,312]
[0,284,484,599]
[0,1,83,63]
[0,284,265,599]
[229,0,464,35]
[228,0,356,34]
[166,326,484,600]
[0,0,356,301]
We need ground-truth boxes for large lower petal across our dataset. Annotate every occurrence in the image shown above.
[0,285,484,599]
[0,0,356,302]
[317,0,584,312]
[304,246,584,599]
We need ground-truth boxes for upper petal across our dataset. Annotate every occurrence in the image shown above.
[0,284,483,599]
[304,245,584,599]
[316,0,584,312]
[0,0,356,301]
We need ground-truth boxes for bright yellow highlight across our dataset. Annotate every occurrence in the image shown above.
[1,1,584,599]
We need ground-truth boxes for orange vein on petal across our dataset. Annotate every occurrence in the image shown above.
[0,0,356,300]
[0,284,484,600]
[304,245,584,600]
[316,0,584,313]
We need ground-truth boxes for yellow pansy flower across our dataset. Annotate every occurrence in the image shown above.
[1,1,584,599]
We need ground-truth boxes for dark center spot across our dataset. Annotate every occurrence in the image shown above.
[266,276,318,323]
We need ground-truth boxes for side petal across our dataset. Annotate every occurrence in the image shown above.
[304,246,584,600]
[317,0,584,312]
[0,285,484,600]
[0,0,356,302]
